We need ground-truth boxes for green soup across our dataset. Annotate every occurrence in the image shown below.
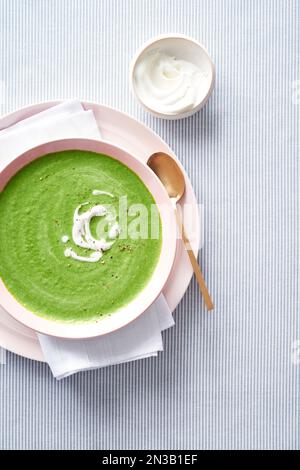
[0,150,162,322]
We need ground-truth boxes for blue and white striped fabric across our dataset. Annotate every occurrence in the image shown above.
[0,0,299,450]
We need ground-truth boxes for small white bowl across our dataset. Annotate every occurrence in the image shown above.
[130,34,215,119]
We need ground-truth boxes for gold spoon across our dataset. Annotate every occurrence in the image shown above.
[147,152,214,311]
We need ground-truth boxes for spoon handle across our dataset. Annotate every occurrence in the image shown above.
[175,210,214,311]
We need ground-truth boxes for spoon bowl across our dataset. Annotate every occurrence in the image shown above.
[147,152,186,202]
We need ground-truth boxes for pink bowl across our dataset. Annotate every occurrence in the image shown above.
[0,138,177,338]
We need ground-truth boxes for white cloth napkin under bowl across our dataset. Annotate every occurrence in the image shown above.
[0,100,174,379]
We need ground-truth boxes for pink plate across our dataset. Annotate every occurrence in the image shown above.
[0,102,201,359]
[0,138,177,338]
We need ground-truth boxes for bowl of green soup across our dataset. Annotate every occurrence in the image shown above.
[0,139,177,338]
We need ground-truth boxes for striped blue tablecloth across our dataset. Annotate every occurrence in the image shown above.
[0,0,299,450]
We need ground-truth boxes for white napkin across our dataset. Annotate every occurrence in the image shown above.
[0,101,101,169]
[0,100,174,379]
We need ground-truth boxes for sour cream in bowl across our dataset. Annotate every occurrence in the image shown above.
[130,34,215,119]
